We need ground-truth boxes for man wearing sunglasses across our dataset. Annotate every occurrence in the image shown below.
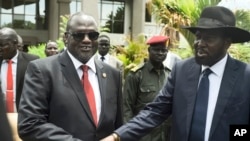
[18,12,123,141]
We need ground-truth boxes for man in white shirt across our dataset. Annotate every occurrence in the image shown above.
[95,34,123,72]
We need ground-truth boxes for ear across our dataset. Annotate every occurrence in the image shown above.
[224,38,232,49]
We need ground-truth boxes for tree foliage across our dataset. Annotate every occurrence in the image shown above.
[116,34,148,76]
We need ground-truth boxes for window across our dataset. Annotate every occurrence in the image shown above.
[70,0,81,14]
[145,0,152,22]
[0,0,47,30]
[99,0,125,33]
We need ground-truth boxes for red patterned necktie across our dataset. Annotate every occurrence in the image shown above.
[6,60,14,113]
[81,65,97,126]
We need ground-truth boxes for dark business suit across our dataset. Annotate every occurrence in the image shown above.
[116,56,250,141]
[0,51,39,111]
[15,51,39,110]
[18,51,123,141]
[0,88,13,141]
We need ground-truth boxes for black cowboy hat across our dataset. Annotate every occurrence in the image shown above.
[182,6,250,43]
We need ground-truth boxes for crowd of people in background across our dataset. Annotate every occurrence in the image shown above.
[1,5,250,141]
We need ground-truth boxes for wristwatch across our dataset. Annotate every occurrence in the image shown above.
[112,133,120,141]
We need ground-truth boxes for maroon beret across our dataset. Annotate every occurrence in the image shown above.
[146,35,169,45]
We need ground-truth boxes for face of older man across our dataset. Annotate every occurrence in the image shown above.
[65,13,99,64]
[194,29,230,66]
[0,28,18,60]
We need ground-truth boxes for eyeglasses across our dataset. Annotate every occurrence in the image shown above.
[66,31,99,41]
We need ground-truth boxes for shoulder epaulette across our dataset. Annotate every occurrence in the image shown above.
[131,63,145,72]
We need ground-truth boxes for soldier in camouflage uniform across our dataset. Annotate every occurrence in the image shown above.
[123,35,172,141]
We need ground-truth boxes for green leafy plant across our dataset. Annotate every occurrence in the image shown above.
[28,43,46,58]
[116,34,148,76]
[228,43,250,63]
[28,39,64,58]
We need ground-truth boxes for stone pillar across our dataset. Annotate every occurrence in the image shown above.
[82,0,99,26]
[50,0,70,40]
[131,0,145,40]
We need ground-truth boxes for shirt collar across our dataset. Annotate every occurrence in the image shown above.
[201,54,228,77]
[97,53,110,60]
[146,61,166,71]
[67,50,96,73]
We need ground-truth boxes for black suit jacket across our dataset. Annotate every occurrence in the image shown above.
[116,56,250,141]
[0,51,39,110]
[0,86,13,141]
[15,51,39,110]
[18,51,123,141]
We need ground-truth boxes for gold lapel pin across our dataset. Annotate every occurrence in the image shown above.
[102,73,107,78]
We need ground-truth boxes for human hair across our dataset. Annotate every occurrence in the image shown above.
[0,27,18,43]
[98,34,110,42]
[66,12,98,32]
[45,40,58,49]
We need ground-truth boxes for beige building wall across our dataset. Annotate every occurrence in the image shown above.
[82,0,99,26]
[131,0,145,39]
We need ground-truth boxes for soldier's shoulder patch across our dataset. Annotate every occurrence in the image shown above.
[131,63,145,72]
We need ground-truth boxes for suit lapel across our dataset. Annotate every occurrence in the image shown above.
[16,52,27,101]
[16,53,25,87]
[94,60,107,126]
[108,56,115,67]
[59,52,94,124]
[185,58,201,136]
[209,56,239,138]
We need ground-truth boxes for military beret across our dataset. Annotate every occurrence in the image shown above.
[146,35,169,45]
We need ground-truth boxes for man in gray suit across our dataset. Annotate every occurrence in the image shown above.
[101,6,250,141]
[18,12,123,141]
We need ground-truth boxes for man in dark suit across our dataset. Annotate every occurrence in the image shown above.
[18,12,123,141]
[0,27,39,112]
[101,6,250,141]
[0,83,13,141]
[95,34,123,72]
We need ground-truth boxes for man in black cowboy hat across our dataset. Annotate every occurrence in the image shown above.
[101,6,250,141]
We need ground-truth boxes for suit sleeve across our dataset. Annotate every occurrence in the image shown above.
[18,62,82,141]
[123,71,140,123]
[0,93,13,141]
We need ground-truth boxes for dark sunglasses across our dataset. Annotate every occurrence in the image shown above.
[66,31,99,41]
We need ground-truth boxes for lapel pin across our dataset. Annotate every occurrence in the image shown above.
[102,73,107,78]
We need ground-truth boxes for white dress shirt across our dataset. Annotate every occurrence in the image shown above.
[97,53,110,64]
[67,51,101,122]
[1,52,19,113]
[201,54,228,141]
